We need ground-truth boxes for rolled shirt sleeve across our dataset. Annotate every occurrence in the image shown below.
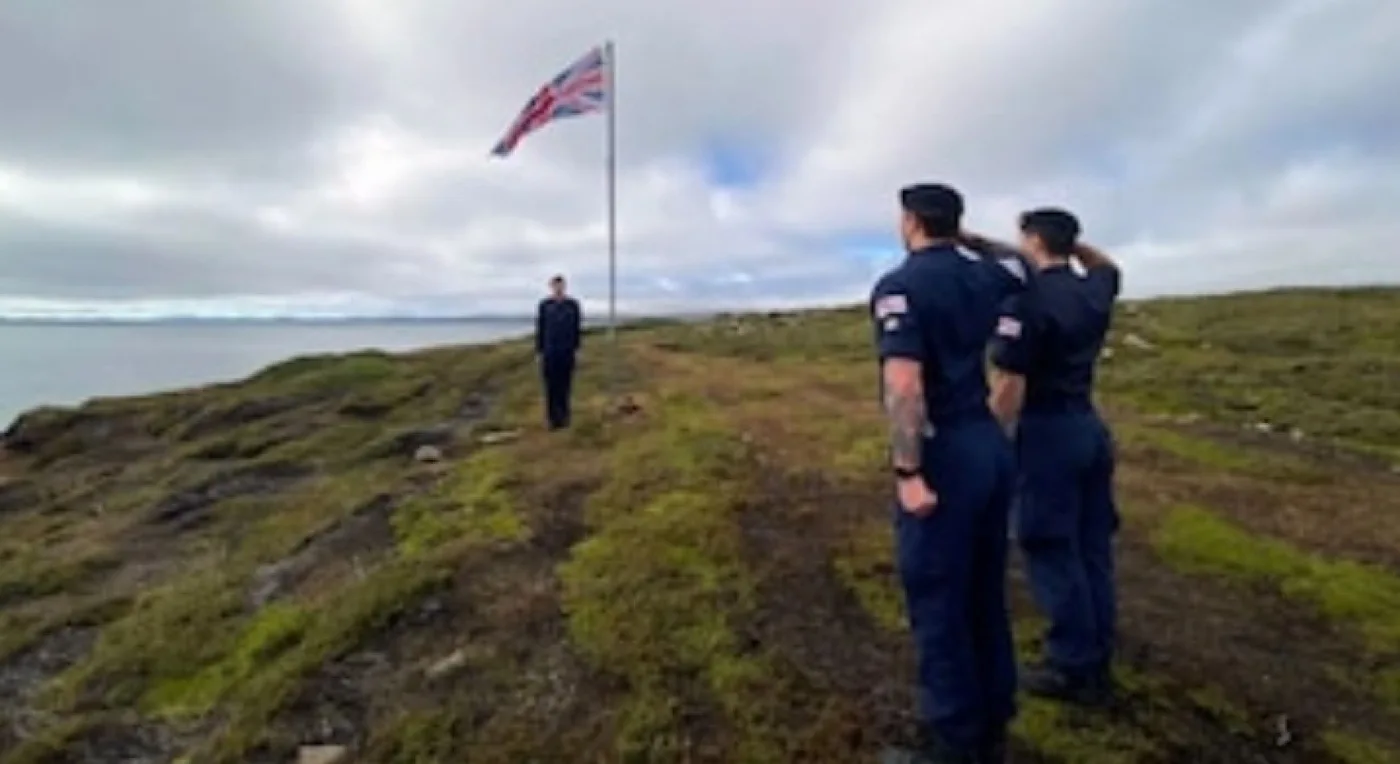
[870,275,925,361]
[990,292,1040,375]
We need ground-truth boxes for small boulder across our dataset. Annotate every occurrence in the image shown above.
[298,746,349,764]
[414,445,443,464]
[478,430,521,446]
[368,424,456,459]
[426,649,468,681]
[1123,333,1155,351]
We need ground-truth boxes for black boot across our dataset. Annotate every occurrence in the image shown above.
[1021,661,1112,706]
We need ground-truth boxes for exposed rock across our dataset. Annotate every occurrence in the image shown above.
[298,745,349,764]
[372,424,456,460]
[425,649,468,681]
[414,445,444,464]
[1100,347,1116,361]
[151,460,313,526]
[478,430,521,446]
[1273,715,1293,748]
[455,393,491,423]
[1252,422,1274,434]
[1289,428,1305,442]
[1123,333,1156,351]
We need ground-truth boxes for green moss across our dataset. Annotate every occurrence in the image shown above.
[1118,425,1260,472]
[144,602,310,718]
[391,448,528,559]
[1322,730,1400,764]
[195,556,453,762]
[559,399,781,760]
[1375,667,1400,712]
[245,350,399,393]
[1153,505,1400,652]
[1116,423,1330,483]
[1185,685,1252,736]
[43,571,246,711]
[364,709,459,763]
[1011,698,1159,763]
[0,549,118,610]
[231,465,401,566]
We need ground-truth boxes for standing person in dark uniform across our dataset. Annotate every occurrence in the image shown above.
[964,209,1122,707]
[873,183,1029,764]
[535,274,582,430]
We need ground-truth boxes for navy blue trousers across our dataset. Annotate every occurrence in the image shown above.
[540,352,575,428]
[1015,410,1119,676]
[894,414,1017,751]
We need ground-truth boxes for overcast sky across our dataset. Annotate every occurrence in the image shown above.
[0,0,1397,318]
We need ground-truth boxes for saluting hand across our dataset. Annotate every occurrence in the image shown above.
[897,475,938,517]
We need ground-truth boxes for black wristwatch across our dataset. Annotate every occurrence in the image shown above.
[892,465,921,480]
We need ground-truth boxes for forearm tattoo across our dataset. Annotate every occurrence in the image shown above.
[884,383,926,469]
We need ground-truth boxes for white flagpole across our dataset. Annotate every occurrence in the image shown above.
[603,40,619,398]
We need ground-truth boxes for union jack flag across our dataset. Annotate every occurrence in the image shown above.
[490,46,608,158]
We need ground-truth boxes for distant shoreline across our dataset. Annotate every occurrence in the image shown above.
[0,315,702,328]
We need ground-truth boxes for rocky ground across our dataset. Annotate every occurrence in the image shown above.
[1,287,1398,763]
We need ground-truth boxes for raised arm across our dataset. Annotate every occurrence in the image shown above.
[959,231,1025,260]
[1075,241,1119,274]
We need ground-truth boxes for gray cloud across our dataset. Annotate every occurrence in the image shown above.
[0,0,1397,317]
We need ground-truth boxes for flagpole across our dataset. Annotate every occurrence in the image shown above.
[603,39,619,399]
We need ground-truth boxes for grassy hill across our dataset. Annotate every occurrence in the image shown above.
[2,287,1399,763]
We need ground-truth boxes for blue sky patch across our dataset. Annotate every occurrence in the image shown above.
[701,139,769,188]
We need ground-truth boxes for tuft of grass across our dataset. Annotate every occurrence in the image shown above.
[244,350,400,394]
[559,398,783,761]
[1010,699,1159,763]
[1375,667,1400,713]
[143,602,311,719]
[1152,505,1400,652]
[1323,730,1400,764]
[1185,684,1253,737]
[363,709,459,763]
[193,555,454,762]
[41,570,247,712]
[391,448,528,558]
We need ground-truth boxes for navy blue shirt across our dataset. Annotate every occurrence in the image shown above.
[871,244,1029,423]
[990,263,1120,413]
[536,297,582,356]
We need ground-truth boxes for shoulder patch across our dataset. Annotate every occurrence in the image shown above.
[996,315,1022,339]
[874,293,908,319]
[996,255,1027,283]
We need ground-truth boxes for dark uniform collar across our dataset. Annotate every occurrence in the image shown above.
[907,240,960,257]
